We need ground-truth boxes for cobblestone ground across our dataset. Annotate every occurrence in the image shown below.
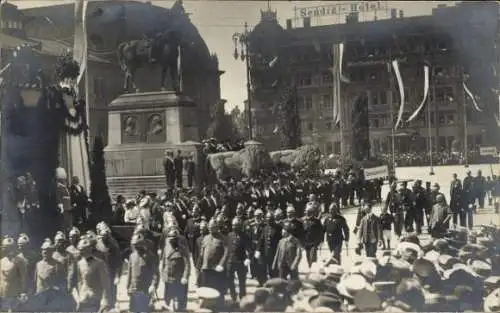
[114,164,500,311]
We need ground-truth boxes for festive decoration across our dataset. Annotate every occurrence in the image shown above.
[54,50,80,83]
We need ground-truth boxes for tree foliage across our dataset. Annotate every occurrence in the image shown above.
[273,85,301,149]
[229,106,249,140]
[207,102,241,142]
[89,136,112,225]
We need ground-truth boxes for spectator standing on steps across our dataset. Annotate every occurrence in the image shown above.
[163,150,175,189]
[174,150,184,188]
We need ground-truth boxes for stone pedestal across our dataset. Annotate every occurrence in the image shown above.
[104,91,202,197]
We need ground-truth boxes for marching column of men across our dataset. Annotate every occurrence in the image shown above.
[1,168,497,312]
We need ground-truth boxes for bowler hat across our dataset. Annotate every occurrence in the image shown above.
[413,258,438,278]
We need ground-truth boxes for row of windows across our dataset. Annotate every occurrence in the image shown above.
[300,119,340,133]
[0,20,22,30]
[295,65,458,87]
[290,37,452,64]
[296,84,457,113]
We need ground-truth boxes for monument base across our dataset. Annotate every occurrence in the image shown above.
[104,91,204,196]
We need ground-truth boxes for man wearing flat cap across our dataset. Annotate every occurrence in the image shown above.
[226,218,252,301]
[429,194,451,238]
[302,203,324,268]
[272,221,302,280]
[323,203,349,264]
[357,204,382,257]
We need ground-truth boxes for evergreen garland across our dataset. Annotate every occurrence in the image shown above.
[273,84,301,149]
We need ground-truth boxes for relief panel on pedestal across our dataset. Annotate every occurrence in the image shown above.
[121,112,166,144]
[146,113,166,143]
[122,114,141,144]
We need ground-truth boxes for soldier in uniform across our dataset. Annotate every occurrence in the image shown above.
[323,203,349,264]
[66,227,81,263]
[127,233,159,313]
[272,222,302,280]
[412,180,427,235]
[399,181,416,232]
[0,237,28,311]
[69,237,111,312]
[197,219,228,307]
[302,204,323,268]
[249,209,266,286]
[384,182,403,238]
[34,239,60,294]
[194,220,208,286]
[52,231,70,292]
[95,223,121,308]
[450,173,463,228]
[261,211,282,278]
[284,205,304,241]
[226,218,251,301]
[185,205,203,264]
[161,228,190,311]
[56,174,72,232]
[16,233,38,295]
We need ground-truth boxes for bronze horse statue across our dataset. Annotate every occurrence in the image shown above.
[117,30,181,92]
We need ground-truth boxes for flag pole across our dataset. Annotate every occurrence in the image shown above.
[462,65,468,167]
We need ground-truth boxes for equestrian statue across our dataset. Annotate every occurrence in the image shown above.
[117,29,181,93]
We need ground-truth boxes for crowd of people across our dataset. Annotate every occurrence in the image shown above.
[2,161,500,312]
[322,150,497,169]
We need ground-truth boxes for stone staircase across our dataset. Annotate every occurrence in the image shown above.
[107,176,166,199]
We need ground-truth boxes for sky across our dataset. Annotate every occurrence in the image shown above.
[11,0,457,112]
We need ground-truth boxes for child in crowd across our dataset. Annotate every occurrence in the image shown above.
[379,207,394,250]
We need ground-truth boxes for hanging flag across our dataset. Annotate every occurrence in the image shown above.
[338,42,350,83]
[463,83,483,112]
[268,56,278,68]
[331,43,342,125]
[73,0,89,89]
[392,60,406,130]
[68,0,90,191]
[407,65,429,122]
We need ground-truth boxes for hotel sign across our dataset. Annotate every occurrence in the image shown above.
[298,1,388,19]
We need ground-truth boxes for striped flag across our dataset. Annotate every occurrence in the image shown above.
[332,42,342,125]
[73,0,89,89]
[68,0,90,190]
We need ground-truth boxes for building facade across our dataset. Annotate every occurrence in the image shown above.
[248,2,499,156]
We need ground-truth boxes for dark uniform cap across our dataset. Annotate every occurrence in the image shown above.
[264,278,289,293]
[413,258,438,278]
[308,292,341,310]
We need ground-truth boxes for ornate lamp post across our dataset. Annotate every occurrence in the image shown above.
[232,22,253,140]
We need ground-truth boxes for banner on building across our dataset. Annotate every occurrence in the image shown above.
[364,165,389,180]
[480,146,498,156]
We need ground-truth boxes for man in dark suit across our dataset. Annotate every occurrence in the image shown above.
[56,176,72,232]
[184,153,196,188]
[174,150,184,188]
[69,176,88,227]
[163,150,175,189]
[450,173,462,228]
[357,204,382,257]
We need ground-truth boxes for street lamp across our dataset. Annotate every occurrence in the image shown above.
[232,22,253,140]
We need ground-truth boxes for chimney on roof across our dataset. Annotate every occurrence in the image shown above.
[399,10,404,18]
[286,19,292,30]
[303,16,311,28]
[391,8,397,19]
